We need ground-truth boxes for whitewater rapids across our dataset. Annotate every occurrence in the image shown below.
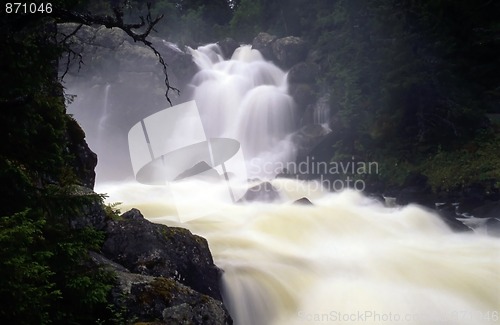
[98,178,500,325]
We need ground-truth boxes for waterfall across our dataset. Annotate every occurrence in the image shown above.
[188,44,297,177]
[68,41,500,325]
[312,94,331,126]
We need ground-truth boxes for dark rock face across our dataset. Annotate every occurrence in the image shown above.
[125,277,232,325]
[394,172,434,206]
[90,251,232,324]
[252,32,277,61]
[287,62,321,120]
[102,210,223,301]
[435,205,472,232]
[217,38,240,59]
[288,83,316,110]
[292,124,332,161]
[150,38,199,86]
[272,36,308,69]
[485,218,500,236]
[69,186,107,231]
[66,117,97,189]
[288,62,319,84]
[95,209,233,323]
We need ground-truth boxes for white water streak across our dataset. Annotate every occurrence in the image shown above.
[98,179,500,325]
[189,44,296,177]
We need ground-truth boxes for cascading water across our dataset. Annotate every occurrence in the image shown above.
[98,180,500,325]
[312,94,331,126]
[188,44,297,176]
[80,43,499,325]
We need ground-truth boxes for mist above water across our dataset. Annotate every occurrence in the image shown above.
[98,179,500,325]
[68,40,499,325]
[67,42,297,182]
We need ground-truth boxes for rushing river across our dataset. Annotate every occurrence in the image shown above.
[72,42,500,325]
[97,178,500,325]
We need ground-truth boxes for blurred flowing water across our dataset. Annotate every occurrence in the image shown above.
[68,42,499,325]
[98,179,500,325]
[188,44,297,177]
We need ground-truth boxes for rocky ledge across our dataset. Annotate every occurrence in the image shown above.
[89,208,232,324]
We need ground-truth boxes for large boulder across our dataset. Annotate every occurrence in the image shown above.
[252,32,277,61]
[123,276,232,325]
[291,124,332,161]
[272,36,308,69]
[288,83,316,111]
[472,201,500,219]
[217,38,240,59]
[239,181,281,203]
[90,252,232,324]
[102,209,223,301]
[287,60,320,119]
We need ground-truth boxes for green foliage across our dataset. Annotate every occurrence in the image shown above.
[285,0,500,191]
[420,135,500,192]
[0,209,58,324]
[0,1,116,323]
[229,0,263,41]
[104,201,123,220]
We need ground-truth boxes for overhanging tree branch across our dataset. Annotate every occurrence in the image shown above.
[54,3,179,105]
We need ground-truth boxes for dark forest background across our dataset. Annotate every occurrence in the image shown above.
[116,0,500,192]
[1,0,499,323]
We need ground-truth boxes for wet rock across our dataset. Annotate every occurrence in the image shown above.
[102,209,223,301]
[121,208,145,221]
[150,38,198,86]
[252,32,277,61]
[174,161,217,181]
[289,83,316,110]
[240,181,281,203]
[120,276,232,325]
[485,218,500,237]
[435,206,472,232]
[272,36,308,69]
[67,186,107,230]
[288,62,319,84]
[395,172,434,206]
[291,124,331,162]
[217,37,239,59]
[89,251,233,324]
[293,197,313,205]
[471,201,500,219]
[66,117,97,189]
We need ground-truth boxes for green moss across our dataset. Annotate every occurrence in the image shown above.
[138,277,191,306]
